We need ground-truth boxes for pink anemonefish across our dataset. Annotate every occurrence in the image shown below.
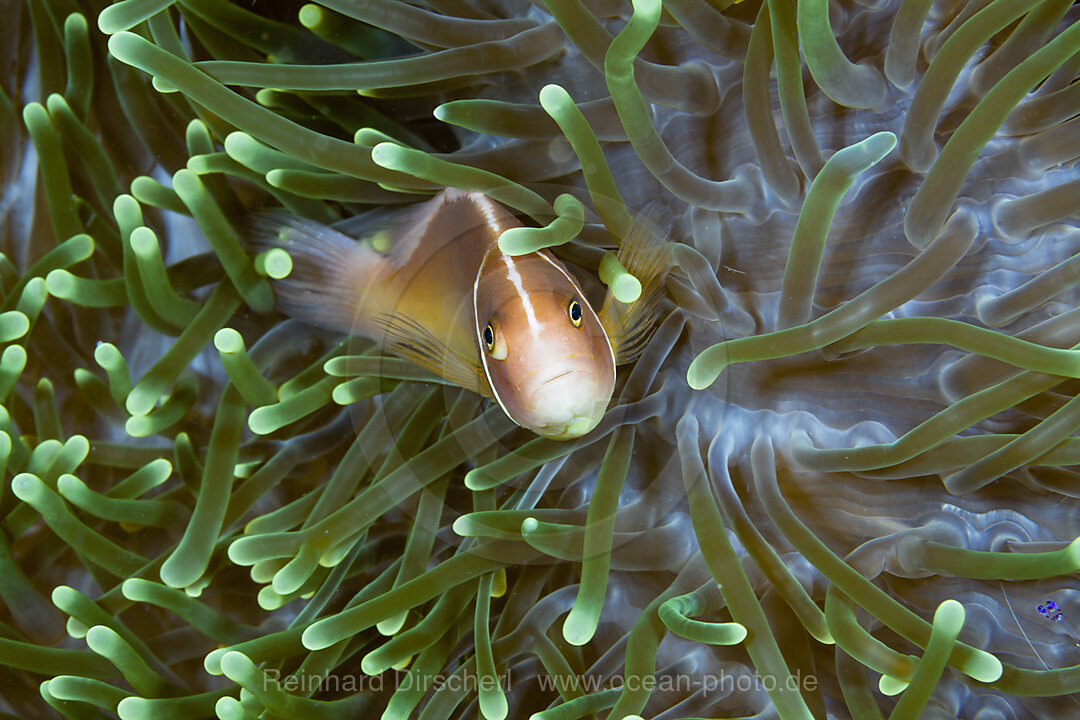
[249,188,671,440]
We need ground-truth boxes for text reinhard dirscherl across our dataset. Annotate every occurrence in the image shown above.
[262,667,819,696]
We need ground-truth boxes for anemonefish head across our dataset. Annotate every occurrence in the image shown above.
[474,249,615,440]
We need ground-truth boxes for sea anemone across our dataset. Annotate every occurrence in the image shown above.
[2,0,1079,718]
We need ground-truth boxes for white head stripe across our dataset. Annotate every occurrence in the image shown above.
[502,255,539,331]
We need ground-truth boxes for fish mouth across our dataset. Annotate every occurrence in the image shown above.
[527,368,593,407]
[527,369,606,439]
[538,369,574,385]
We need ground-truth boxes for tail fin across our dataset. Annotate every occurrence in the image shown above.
[598,203,674,365]
[247,212,369,334]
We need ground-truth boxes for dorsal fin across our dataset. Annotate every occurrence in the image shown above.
[339,188,513,272]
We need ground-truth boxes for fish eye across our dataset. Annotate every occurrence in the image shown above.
[482,320,508,360]
[568,299,583,327]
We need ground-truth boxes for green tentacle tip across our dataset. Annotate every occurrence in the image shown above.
[658,595,748,645]
[370,141,413,171]
[463,467,495,492]
[215,696,244,720]
[11,472,41,502]
[186,118,214,154]
[498,194,584,255]
[600,252,642,302]
[113,192,143,230]
[376,613,407,636]
[491,568,507,597]
[298,4,323,28]
[51,584,79,609]
[123,415,155,438]
[249,375,336,432]
[248,405,285,434]
[120,458,172,497]
[66,617,89,638]
[86,624,163,696]
[204,648,228,676]
[44,270,75,299]
[94,342,125,370]
[831,131,896,174]
[214,328,244,355]
[355,128,403,148]
[151,77,178,93]
[56,473,86,499]
[131,176,185,213]
[479,689,509,720]
[562,604,597,646]
[226,536,263,566]
[270,558,313,595]
[186,576,211,598]
[0,311,29,342]
[2,343,26,371]
[84,624,120,654]
[97,0,166,35]
[538,83,571,111]
[224,132,281,174]
[120,578,153,602]
[223,132,260,166]
[258,585,287,610]
[612,0,662,61]
[218,650,254,681]
[452,515,477,535]
[878,675,908,696]
[71,233,96,258]
[431,103,451,122]
[254,248,292,279]
[332,377,380,405]
[255,88,279,107]
[48,674,129,709]
[22,101,48,129]
[962,647,1003,683]
[159,553,200,591]
[225,131,312,176]
[57,233,96,263]
[116,696,151,719]
[633,0,661,21]
[360,652,384,676]
[46,271,124,308]
[685,348,725,391]
[935,598,965,628]
[17,277,48,319]
[64,12,89,35]
[301,621,337,651]
[128,226,158,257]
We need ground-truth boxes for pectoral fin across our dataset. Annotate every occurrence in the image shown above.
[598,204,674,364]
[372,313,492,397]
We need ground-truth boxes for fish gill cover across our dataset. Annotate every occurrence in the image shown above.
[1,0,1079,718]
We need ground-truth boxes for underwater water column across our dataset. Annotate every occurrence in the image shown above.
[1,0,1080,718]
